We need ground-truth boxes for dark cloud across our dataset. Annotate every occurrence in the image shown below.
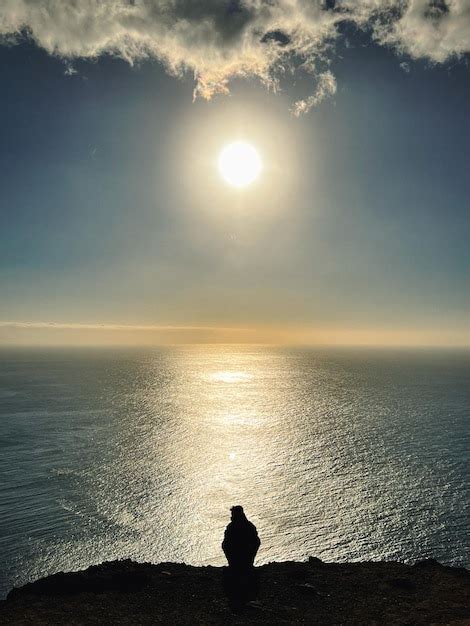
[0,1,469,112]
[261,30,291,46]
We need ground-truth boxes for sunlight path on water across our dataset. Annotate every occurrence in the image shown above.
[1,345,469,597]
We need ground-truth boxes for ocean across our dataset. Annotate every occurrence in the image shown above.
[0,345,469,598]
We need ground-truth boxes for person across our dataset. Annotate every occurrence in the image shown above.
[222,505,260,571]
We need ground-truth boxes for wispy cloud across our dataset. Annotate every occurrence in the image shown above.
[291,70,337,117]
[0,321,251,332]
[1,321,468,348]
[0,320,258,346]
[0,1,468,113]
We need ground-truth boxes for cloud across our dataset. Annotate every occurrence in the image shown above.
[1,320,468,347]
[291,70,337,116]
[0,1,469,113]
[374,0,470,64]
[64,62,77,76]
[0,320,257,346]
[0,321,250,332]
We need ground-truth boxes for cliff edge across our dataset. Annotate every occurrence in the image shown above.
[1,558,469,624]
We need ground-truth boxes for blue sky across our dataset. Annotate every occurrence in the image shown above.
[0,2,469,345]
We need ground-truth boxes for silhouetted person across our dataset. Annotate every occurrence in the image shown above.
[222,505,260,570]
[221,505,260,613]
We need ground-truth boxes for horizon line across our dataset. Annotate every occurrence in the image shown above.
[1,342,470,350]
[0,319,469,350]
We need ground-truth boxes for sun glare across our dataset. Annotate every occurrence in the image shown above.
[218,141,262,187]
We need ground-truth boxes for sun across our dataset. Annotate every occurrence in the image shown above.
[218,141,262,187]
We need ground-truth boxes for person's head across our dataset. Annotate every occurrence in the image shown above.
[230,505,245,521]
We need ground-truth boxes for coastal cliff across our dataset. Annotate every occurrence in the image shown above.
[1,558,469,624]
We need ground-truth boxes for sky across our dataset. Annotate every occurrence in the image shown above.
[0,0,469,347]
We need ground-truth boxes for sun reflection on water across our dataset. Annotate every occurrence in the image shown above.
[149,348,288,566]
[9,345,467,596]
[208,370,254,383]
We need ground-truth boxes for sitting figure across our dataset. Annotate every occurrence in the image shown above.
[222,505,260,571]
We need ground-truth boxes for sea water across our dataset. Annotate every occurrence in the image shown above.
[0,346,469,598]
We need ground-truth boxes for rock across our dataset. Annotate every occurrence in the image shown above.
[295,582,318,596]
[1,559,469,624]
[413,558,443,569]
[388,578,417,591]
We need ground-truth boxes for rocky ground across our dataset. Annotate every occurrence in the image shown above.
[1,558,469,624]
